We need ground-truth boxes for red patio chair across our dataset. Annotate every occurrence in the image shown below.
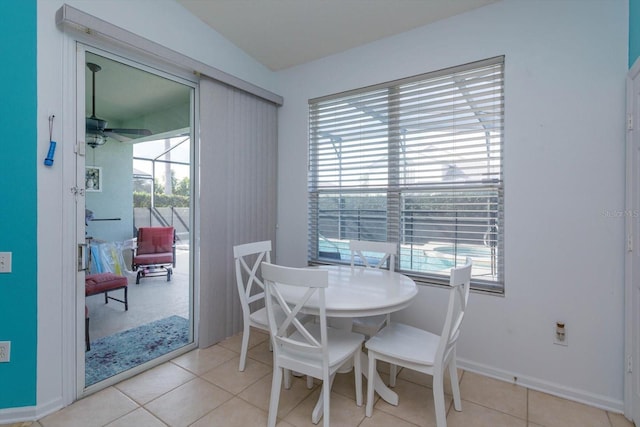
[132,226,176,284]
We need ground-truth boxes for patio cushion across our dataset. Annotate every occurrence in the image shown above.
[133,252,173,265]
[85,272,128,295]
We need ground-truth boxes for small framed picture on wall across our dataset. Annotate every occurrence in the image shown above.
[85,166,102,192]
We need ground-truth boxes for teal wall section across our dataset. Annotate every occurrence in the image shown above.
[632,0,640,67]
[0,0,38,408]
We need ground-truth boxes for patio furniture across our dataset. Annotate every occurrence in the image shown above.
[85,272,129,311]
[132,226,176,284]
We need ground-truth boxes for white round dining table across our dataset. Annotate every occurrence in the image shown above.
[279,264,418,418]
[295,264,419,318]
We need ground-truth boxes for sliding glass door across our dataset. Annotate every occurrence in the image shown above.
[78,48,197,392]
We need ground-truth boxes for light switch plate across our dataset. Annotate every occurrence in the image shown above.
[0,252,12,273]
[0,341,10,362]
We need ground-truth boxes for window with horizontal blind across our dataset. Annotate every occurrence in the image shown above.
[308,56,504,293]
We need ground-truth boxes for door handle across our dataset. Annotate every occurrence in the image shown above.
[77,243,88,272]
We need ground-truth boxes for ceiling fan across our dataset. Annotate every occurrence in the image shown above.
[86,62,152,148]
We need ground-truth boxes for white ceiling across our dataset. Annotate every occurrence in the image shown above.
[176,0,498,71]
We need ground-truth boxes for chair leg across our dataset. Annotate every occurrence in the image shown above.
[239,325,250,371]
[85,316,90,352]
[366,351,376,417]
[307,375,314,389]
[268,367,283,427]
[449,359,462,411]
[322,373,331,427]
[354,349,363,407]
[124,287,128,311]
[433,369,447,427]
[284,369,291,389]
[389,363,397,387]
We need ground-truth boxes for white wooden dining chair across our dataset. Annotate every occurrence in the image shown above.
[261,262,365,427]
[349,240,398,338]
[233,240,274,371]
[365,258,472,427]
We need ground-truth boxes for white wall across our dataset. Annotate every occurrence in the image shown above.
[85,142,134,243]
[36,0,277,416]
[275,0,628,410]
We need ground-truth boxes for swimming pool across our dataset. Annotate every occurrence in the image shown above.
[433,245,491,258]
[317,239,458,273]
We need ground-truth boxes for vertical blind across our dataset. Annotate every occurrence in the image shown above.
[308,56,504,292]
[199,78,279,346]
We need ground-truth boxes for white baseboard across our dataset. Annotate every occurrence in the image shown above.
[0,397,63,424]
[457,357,624,413]
[0,405,37,424]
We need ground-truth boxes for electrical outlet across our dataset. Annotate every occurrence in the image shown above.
[0,341,11,362]
[553,322,568,346]
[0,252,12,273]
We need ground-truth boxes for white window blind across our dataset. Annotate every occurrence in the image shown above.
[308,57,504,292]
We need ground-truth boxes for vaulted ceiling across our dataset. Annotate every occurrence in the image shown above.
[176,0,498,71]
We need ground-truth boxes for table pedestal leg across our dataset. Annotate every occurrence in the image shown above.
[312,374,336,424]
[361,353,398,406]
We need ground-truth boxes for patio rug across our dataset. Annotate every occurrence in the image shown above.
[85,315,189,386]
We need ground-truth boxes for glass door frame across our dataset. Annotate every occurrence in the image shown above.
[75,43,199,398]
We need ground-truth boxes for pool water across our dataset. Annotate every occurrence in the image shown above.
[433,245,491,258]
[318,240,461,273]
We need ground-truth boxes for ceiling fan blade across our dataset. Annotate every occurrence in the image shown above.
[105,128,152,137]
[103,131,132,143]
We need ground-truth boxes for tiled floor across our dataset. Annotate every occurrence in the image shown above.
[5,328,635,427]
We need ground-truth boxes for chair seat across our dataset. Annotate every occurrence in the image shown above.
[85,272,128,295]
[366,322,439,366]
[352,314,387,337]
[133,252,173,265]
[281,322,364,372]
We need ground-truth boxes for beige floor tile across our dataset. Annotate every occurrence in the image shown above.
[374,377,451,427]
[528,390,611,427]
[359,410,421,427]
[30,346,632,427]
[329,369,366,402]
[201,355,271,394]
[283,388,365,427]
[115,361,196,404]
[190,396,268,426]
[447,400,526,427]
[608,412,635,427]
[104,407,166,427]
[238,373,317,419]
[218,329,269,354]
[0,423,42,427]
[459,371,527,419]
[144,377,233,427]
[246,339,275,366]
[397,366,462,395]
[170,344,237,375]
[38,387,138,427]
